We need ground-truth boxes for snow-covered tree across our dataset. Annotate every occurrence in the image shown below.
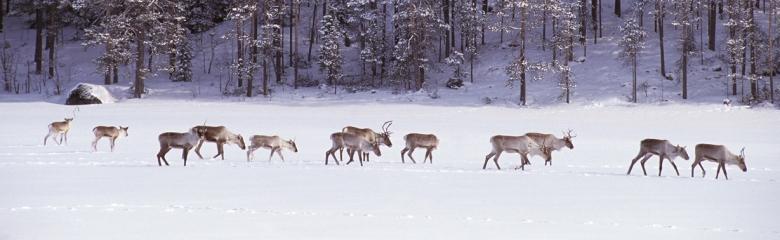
[455,0,485,83]
[671,0,699,100]
[550,0,582,103]
[319,13,343,93]
[171,37,193,82]
[226,0,257,94]
[392,0,446,90]
[618,4,647,103]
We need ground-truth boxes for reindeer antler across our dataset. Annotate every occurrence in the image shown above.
[382,121,393,134]
[740,147,745,157]
[563,129,577,138]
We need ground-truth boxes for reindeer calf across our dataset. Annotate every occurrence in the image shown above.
[43,118,73,146]
[247,135,298,162]
[92,126,129,152]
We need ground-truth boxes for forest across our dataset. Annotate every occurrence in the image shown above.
[0,0,777,106]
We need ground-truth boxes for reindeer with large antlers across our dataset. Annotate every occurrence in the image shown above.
[341,121,393,162]
[43,118,73,146]
[524,130,576,166]
[691,144,747,180]
[400,133,439,164]
[626,139,689,176]
[484,135,551,171]
[246,135,298,162]
[325,132,381,166]
[91,126,129,152]
[192,125,246,160]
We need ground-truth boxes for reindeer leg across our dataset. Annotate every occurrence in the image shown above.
[425,148,433,164]
[325,151,331,165]
[157,146,171,166]
[698,162,706,177]
[639,154,653,176]
[110,138,116,152]
[44,132,50,146]
[721,162,729,180]
[183,147,190,166]
[92,136,100,151]
[63,131,68,145]
[407,147,417,164]
[269,148,276,162]
[716,162,723,179]
[401,148,408,163]
[339,148,344,163]
[627,152,646,175]
[484,152,496,169]
[277,150,285,162]
[358,150,364,167]
[194,140,205,159]
[658,154,665,176]
[247,147,254,162]
[213,142,225,160]
[346,149,355,165]
[668,159,681,176]
[492,152,503,170]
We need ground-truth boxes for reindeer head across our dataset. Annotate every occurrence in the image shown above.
[380,121,393,148]
[120,126,129,137]
[562,129,576,149]
[675,145,690,160]
[235,135,247,150]
[191,127,207,139]
[288,139,299,153]
[738,147,747,172]
[64,118,73,123]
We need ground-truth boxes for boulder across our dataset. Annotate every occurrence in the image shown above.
[65,83,116,105]
[446,78,464,89]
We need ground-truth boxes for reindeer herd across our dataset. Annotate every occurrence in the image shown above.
[40,117,749,180]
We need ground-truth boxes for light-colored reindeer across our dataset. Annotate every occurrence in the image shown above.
[484,135,551,171]
[691,144,747,180]
[341,121,393,162]
[246,135,298,162]
[192,125,246,160]
[325,132,382,166]
[91,126,129,152]
[156,127,205,166]
[626,139,690,176]
[43,118,73,146]
[400,133,439,164]
[524,130,576,166]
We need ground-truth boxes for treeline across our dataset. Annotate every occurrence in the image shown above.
[0,0,777,105]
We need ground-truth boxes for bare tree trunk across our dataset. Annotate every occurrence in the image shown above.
[614,0,621,17]
[444,0,450,57]
[134,33,146,98]
[682,26,688,100]
[0,0,4,33]
[237,19,244,88]
[632,56,637,102]
[308,0,318,61]
[34,8,43,75]
[770,0,774,103]
[708,0,716,50]
[293,1,299,89]
[481,0,487,45]
[112,65,118,84]
[592,0,598,44]
[46,5,56,80]
[658,0,666,77]
[249,7,258,97]
[520,5,527,105]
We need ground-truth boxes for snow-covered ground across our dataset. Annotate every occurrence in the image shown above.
[1,100,778,239]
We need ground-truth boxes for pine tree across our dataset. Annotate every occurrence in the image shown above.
[319,14,343,94]
[671,0,699,100]
[392,0,446,90]
[171,37,193,82]
[618,3,647,103]
[550,0,582,103]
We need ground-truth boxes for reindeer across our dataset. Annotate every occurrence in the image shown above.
[325,132,381,166]
[341,121,393,162]
[400,133,439,164]
[91,126,129,152]
[246,135,298,162]
[524,130,576,166]
[43,118,73,146]
[626,139,690,176]
[192,125,246,160]
[484,135,551,171]
[691,144,747,180]
[156,127,206,166]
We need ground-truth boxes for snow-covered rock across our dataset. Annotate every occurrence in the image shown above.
[65,83,116,105]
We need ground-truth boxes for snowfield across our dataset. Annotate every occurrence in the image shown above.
[0,100,778,240]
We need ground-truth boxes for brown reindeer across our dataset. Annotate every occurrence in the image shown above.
[325,132,382,166]
[400,133,439,164]
[192,126,246,160]
[484,135,551,171]
[246,135,298,162]
[43,118,73,146]
[626,139,690,176]
[341,121,393,162]
[91,126,129,152]
[157,127,206,166]
[691,144,747,180]
[524,130,576,166]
